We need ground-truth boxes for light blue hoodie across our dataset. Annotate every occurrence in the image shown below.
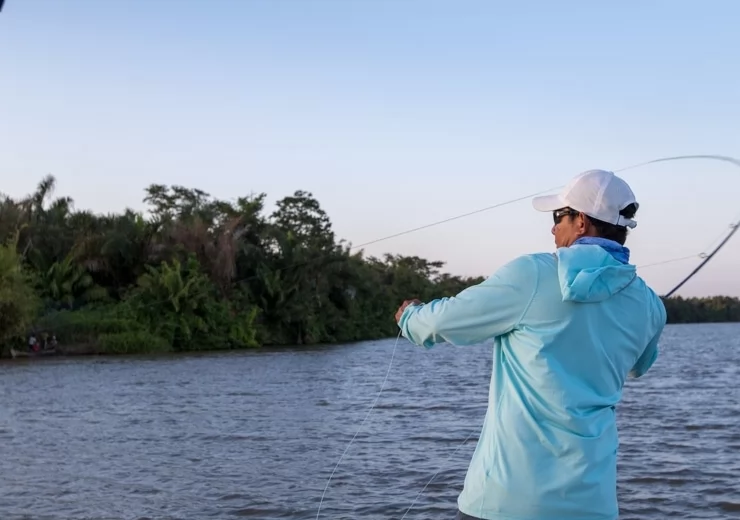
[398,241,666,520]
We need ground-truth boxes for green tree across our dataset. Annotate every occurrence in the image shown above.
[127,256,258,351]
[0,234,40,352]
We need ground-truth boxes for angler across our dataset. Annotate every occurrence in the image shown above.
[397,169,666,520]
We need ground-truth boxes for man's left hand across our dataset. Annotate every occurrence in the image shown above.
[395,299,422,323]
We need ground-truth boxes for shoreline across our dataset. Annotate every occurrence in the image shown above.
[3,321,738,360]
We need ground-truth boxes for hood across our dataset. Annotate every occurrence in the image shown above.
[556,243,637,302]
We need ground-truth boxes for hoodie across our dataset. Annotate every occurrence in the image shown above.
[398,243,667,520]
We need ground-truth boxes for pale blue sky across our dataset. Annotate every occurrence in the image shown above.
[1,0,738,297]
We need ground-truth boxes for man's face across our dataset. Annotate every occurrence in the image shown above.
[551,207,587,248]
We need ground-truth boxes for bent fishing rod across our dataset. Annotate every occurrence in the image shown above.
[664,221,739,298]
[614,154,740,298]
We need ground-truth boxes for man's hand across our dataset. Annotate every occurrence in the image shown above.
[395,299,422,323]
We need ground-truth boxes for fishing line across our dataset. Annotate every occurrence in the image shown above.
[399,430,478,519]
[637,217,739,270]
[637,254,704,270]
[315,331,402,520]
[105,154,739,316]
[350,186,562,250]
[111,187,563,315]
[314,153,739,518]
[261,154,740,298]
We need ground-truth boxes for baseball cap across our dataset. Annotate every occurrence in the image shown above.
[532,169,639,228]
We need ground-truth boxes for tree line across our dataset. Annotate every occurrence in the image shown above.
[0,176,737,357]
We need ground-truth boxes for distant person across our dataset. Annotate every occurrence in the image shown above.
[28,334,39,352]
[395,169,666,520]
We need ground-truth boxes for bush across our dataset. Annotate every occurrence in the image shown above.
[34,307,145,344]
[97,331,171,355]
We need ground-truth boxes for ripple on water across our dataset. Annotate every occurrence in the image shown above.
[0,323,738,519]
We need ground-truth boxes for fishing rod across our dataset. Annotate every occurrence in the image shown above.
[664,221,739,298]
[613,154,740,298]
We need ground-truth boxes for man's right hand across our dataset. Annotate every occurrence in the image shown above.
[395,299,422,323]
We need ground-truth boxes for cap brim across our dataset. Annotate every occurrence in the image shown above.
[531,194,565,212]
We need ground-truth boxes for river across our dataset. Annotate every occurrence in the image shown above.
[1,322,738,520]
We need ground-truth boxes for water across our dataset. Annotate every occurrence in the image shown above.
[0,322,738,520]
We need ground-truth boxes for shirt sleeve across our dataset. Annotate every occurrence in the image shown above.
[629,297,667,378]
[397,255,538,348]
[628,329,660,378]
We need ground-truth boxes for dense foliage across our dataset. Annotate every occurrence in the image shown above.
[0,176,737,357]
[0,176,482,356]
[661,295,740,323]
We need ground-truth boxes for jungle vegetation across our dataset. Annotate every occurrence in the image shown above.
[1,176,737,356]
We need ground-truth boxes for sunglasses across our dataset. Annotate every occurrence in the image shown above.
[552,208,580,224]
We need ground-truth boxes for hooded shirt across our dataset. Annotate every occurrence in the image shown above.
[398,240,666,520]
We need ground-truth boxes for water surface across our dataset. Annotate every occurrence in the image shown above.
[1,323,738,519]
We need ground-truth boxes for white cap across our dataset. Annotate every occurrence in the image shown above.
[532,169,639,228]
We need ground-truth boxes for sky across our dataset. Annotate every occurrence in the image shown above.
[1,0,739,297]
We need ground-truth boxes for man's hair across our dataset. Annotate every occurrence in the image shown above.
[578,203,638,245]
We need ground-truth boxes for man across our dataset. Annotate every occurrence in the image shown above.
[395,169,666,520]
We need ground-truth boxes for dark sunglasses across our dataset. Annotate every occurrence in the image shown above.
[552,207,580,224]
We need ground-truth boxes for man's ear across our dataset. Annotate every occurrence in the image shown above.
[576,212,589,236]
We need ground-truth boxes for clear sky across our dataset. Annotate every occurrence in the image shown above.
[1,0,738,297]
